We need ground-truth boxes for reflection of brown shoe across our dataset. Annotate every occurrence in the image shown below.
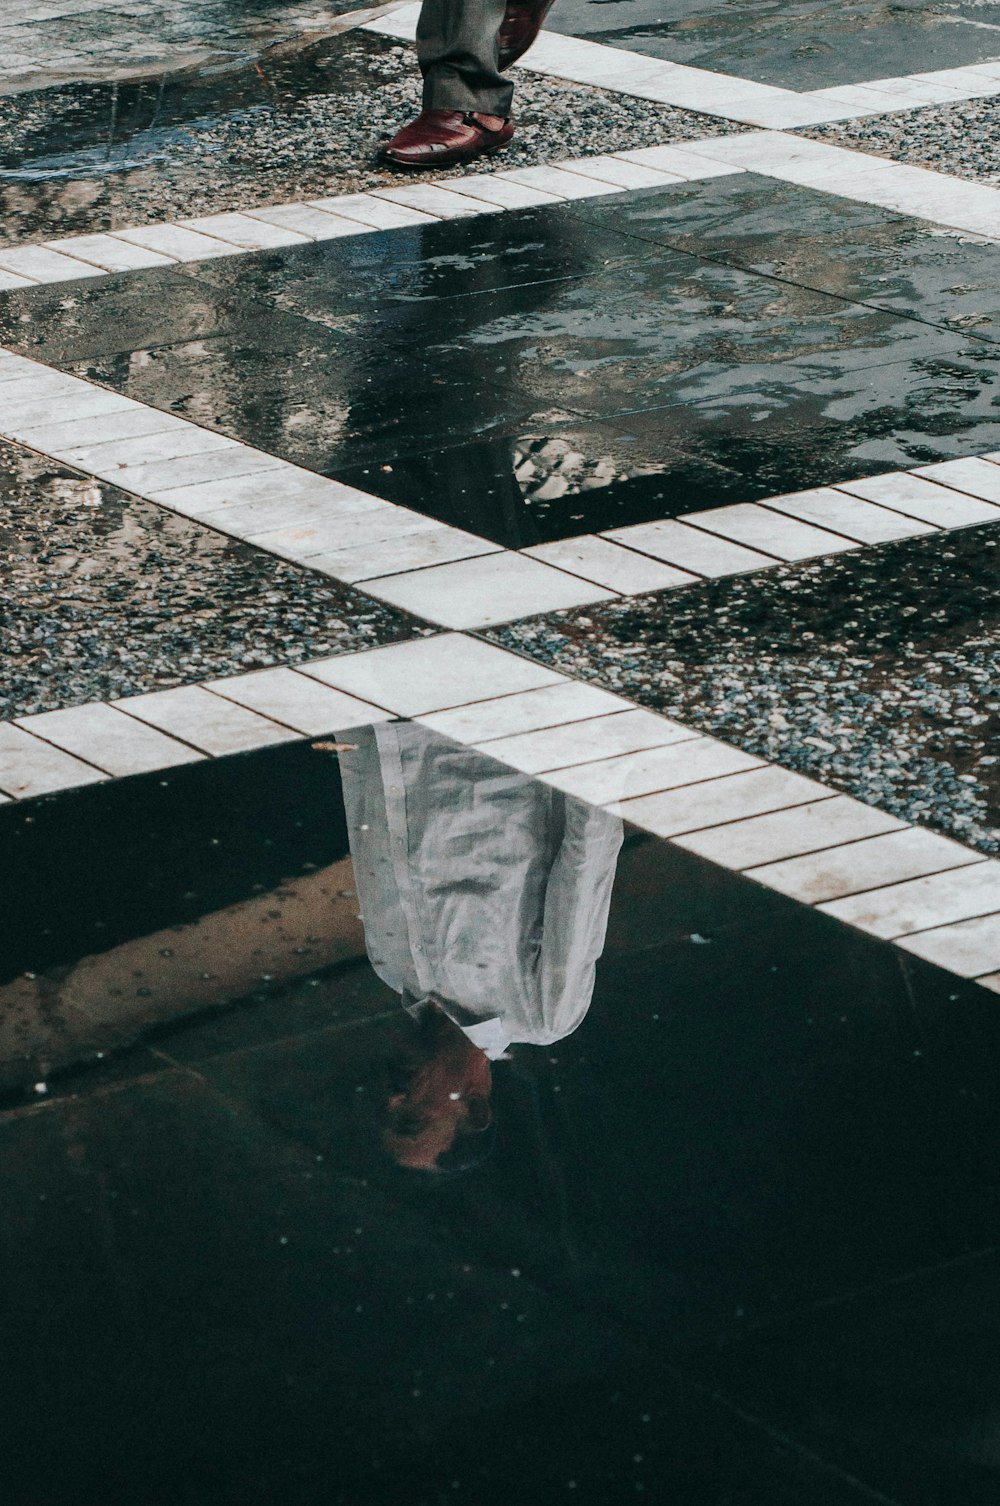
[497,0,556,70]
[381,109,515,169]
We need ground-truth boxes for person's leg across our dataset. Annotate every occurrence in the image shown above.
[416,0,512,117]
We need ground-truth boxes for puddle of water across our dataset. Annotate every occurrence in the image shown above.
[1,723,998,1503]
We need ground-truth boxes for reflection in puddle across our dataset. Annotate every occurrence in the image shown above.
[342,724,622,1170]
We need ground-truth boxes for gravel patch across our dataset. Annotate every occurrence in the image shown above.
[487,526,1000,855]
[1,437,415,718]
[806,97,1000,187]
[0,31,738,247]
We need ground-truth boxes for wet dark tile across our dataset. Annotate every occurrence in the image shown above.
[491,524,1000,852]
[549,0,1000,90]
[0,438,414,719]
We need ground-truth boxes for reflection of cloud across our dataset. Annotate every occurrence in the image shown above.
[513,436,662,501]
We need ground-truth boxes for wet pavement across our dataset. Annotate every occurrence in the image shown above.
[1,434,415,718]
[4,2,1000,1502]
[3,728,1000,1505]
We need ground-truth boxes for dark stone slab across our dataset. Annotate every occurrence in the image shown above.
[0,438,415,719]
[490,523,1000,853]
[548,0,1000,91]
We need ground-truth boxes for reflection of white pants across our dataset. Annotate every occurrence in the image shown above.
[416,0,514,116]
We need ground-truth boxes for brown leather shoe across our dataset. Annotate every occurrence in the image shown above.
[381,109,515,169]
[497,0,556,70]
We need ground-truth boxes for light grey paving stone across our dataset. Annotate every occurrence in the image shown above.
[195,486,389,538]
[122,448,287,497]
[747,827,981,905]
[859,73,972,104]
[679,502,857,562]
[476,708,693,776]
[663,131,847,177]
[601,519,773,577]
[371,183,497,217]
[672,795,906,870]
[615,765,832,835]
[1,387,136,432]
[243,203,373,240]
[300,633,562,717]
[204,668,393,736]
[761,488,936,544]
[820,861,1000,939]
[14,405,189,453]
[416,680,631,745]
[112,224,243,261]
[613,144,743,180]
[494,165,619,199]
[309,194,436,229]
[0,268,35,289]
[362,551,616,629]
[112,685,298,755]
[309,524,501,583]
[47,232,175,271]
[445,175,561,209]
[64,425,236,471]
[913,457,1000,505]
[0,243,105,282]
[540,735,759,805]
[15,703,204,777]
[145,468,355,519]
[805,83,921,112]
[892,913,1000,978]
[179,212,311,250]
[245,506,439,562]
[836,472,1000,528]
[550,155,685,189]
[522,536,699,594]
[0,721,107,799]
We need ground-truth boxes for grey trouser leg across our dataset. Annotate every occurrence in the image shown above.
[416,0,514,116]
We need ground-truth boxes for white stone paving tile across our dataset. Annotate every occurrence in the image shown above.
[0,243,105,282]
[63,425,236,471]
[15,703,204,777]
[0,721,107,799]
[672,795,906,870]
[308,524,501,583]
[300,634,563,717]
[127,448,287,497]
[0,268,35,289]
[760,487,936,544]
[372,183,498,217]
[615,765,833,835]
[113,685,299,755]
[550,155,686,190]
[361,551,616,628]
[836,472,1000,528]
[194,486,389,538]
[897,914,1000,979]
[477,708,692,776]
[805,83,922,113]
[445,175,561,209]
[614,144,743,180]
[15,405,189,453]
[309,193,437,229]
[540,735,760,805]
[669,131,875,181]
[679,502,858,561]
[47,232,177,270]
[417,680,631,745]
[204,668,393,736]
[913,457,1000,505]
[244,506,440,562]
[145,468,353,519]
[602,519,773,577]
[820,861,1000,939]
[112,223,244,261]
[746,827,982,905]
[523,536,699,594]
[244,204,374,240]
[857,73,973,104]
[180,212,311,250]
[494,165,620,199]
[2,386,136,431]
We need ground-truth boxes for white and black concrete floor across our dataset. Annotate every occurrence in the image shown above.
[2,4,1000,1504]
